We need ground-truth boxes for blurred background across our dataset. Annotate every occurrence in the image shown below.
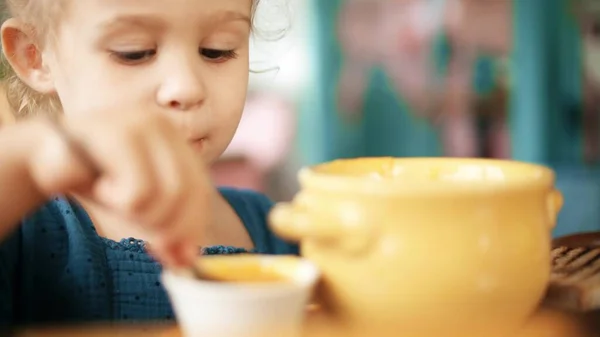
[1,0,599,238]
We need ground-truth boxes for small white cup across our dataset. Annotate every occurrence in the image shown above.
[162,255,320,337]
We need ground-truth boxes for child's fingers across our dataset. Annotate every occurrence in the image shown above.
[169,240,198,266]
[149,239,197,268]
[55,115,160,213]
[132,127,211,247]
[133,132,193,230]
[93,135,159,214]
[48,113,209,269]
[30,118,99,195]
[146,242,177,267]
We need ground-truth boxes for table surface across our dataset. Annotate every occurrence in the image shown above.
[13,306,600,337]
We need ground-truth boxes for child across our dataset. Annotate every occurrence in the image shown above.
[0,0,298,327]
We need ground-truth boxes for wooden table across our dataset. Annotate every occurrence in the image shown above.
[13,306,600,337]
[14,325,177,337]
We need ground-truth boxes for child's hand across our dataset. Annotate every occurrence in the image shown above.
[28,112,212,267]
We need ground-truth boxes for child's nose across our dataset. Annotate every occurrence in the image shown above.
[156,66,206,111]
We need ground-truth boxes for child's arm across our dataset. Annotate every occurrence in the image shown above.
[0,120,49,238]
[0,112,214,268]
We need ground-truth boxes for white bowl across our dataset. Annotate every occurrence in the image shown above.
[162,255,320,337]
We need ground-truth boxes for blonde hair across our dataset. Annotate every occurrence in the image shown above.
[1,0,64,119]
[1,0,266,119]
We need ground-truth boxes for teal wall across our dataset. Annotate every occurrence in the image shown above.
[297,0,440,164]
[510,0,597,237]
[298,0,598,236]
[299,0,584,164]
[510,0,582,164]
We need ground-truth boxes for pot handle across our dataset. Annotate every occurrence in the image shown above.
[269,203,343,241]
[547,189,564,229]
[269,202,373,254]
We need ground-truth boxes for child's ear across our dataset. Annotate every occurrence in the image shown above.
[1,18,55,94]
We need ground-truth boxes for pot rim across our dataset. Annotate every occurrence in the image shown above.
[299,157,555,196]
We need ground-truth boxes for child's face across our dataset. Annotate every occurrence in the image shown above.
[45,0,252,164]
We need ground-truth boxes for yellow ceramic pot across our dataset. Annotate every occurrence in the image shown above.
[270,157,563,337]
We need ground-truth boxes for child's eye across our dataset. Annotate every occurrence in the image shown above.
[110,50,156,64]
[200,49,238,62]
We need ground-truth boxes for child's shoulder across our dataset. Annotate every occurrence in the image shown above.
[218,186,273,209]
[1,197,119,324]
[23,196,101,247]
[18,197,108,271]
[218,187,299,255]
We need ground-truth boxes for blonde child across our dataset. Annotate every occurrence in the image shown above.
[0,0,297,327]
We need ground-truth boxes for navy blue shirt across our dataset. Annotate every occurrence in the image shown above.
[0,187,298,327]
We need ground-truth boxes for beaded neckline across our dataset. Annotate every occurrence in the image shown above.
[101,237,257,255]
[61,195,261,257]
